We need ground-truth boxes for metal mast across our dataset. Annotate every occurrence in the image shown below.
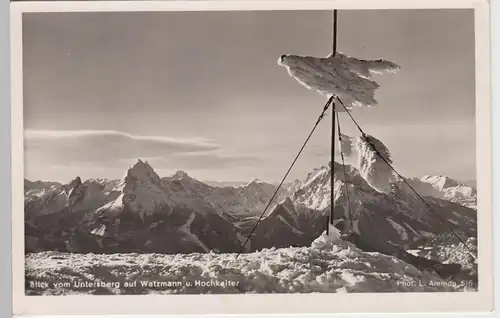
[329,9,338,232]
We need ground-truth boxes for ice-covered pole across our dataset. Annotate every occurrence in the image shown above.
[330,101,336,229]
[333,9,338,55]
[329,9,338,230]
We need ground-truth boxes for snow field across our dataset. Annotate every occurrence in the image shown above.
[26,238,467,295]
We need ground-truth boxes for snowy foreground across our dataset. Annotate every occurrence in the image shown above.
[26,235,475,295]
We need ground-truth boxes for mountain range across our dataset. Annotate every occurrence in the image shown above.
[24,159,477,256]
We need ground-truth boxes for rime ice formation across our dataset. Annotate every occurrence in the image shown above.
[338,133,353,156]
[278,52,400,108]
[356,134,396,194]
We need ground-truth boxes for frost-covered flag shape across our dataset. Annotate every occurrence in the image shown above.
[278,52,400,109]
[356,134,396,194]
[339,133,353,157]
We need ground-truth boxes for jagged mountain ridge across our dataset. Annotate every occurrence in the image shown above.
[406,175,477,208]
[24,160,291,253]
[24,159,477,255]
[249,162,477,254]
[24,179,62,193]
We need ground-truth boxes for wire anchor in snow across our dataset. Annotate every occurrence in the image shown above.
[235,96,335,259]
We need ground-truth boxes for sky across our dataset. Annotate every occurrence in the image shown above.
[22,9,476,184]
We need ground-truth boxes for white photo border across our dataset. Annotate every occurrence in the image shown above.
[10,0,493,315]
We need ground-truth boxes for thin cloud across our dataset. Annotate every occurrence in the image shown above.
[25,129,220,164]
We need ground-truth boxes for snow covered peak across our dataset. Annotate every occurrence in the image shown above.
[98,160,172,220]
[64,176,85,198]
[420,175,461,190]
[68,176,83,188]
[300,162,368,191]
[120,159,162,187]
[172,170,190,180]
[293,163,337,211]
[86,177,115,185]
[241,179,277,198]
[130,159,153,172]
[245,178,266,187]
[291,161,386,215]
[408,175,477,208]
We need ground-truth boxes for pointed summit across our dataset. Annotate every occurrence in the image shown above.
[101,159,172,219]
[246,178,265,186]
[172,170,190,180]
[65,176,87,207]
[68,176,82,187]
[64,176,84,196]
[120,159,162,187]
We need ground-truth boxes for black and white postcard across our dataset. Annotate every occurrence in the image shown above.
[10,0,493,315]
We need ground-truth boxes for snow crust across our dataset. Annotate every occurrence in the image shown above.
[311,224,341,249]
[25,238,467,295]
